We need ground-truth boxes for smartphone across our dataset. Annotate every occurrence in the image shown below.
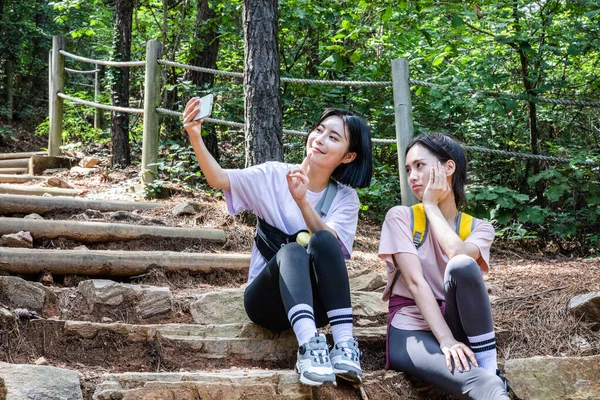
[192,94,214,121]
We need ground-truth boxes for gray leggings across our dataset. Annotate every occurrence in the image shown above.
[388,255,509,400]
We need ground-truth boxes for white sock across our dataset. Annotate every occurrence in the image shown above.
[468,331,497,372]
[327,307,353,345]
[288,304,317,345]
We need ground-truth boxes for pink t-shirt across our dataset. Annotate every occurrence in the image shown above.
[224,162,359,284]
[378,205,495,330]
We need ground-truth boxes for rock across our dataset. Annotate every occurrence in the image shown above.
[0,230,33,248]
[45,177,74,188]
[24,213,44,220]
[106,211,143,222]
[171,202,208,217]
[568,291,600,322]
[34,357,48,365]
[190,288,249,325]
[82,156,101,168]
[504,355,600,400]
[40,271,54,285]
[77,280,173,321]
[0,276,57,314]
[190,288,386,325]
[73,245,89,251]
[0,361,83,400]
[349,270,386,292]
[70,166,97,176]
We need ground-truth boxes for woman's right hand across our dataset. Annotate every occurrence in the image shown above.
[182,97,203,141]
[438,336,478,373]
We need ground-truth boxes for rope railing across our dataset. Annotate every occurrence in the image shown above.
[60,50,145,67]
[158,60,600,107]
[155,108,396,144]
[58,93,144,114]
[410,79,600,108]
[463,145,600,167]
[65,67,100,75]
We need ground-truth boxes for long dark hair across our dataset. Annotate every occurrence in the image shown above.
[406,133,467,209]
[307,108,373,188]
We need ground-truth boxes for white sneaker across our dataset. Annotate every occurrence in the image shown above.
[295,332,336,386]
[329,337,363,383]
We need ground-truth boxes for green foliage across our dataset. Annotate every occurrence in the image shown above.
[4,0,600,251]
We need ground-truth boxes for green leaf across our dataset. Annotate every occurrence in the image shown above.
[432,53,446,66]
[451,15,464,27]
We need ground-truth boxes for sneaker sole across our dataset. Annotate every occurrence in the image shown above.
[333,369,362,384]
[296,363,337,387]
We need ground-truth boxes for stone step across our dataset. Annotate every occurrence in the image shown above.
[92,369,406,400]
[4,319,386,371]
[0,362,83,400]
[2,277,386,325]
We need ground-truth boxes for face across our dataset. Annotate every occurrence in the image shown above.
[405,144,453,200]
[306,115,356,169]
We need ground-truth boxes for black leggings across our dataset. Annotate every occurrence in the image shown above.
[244,230,352,331]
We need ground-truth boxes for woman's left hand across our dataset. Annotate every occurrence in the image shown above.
[422,161,451,206]
[287,153,311,203]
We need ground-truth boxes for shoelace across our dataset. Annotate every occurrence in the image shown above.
[309,348,329,364]
[336,343,360,362]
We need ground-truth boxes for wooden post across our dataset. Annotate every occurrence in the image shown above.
[48,50,53,130]
[391,58,418,206]
[49,36,66,156]
[141,40,163,184]
[94,64,105,129]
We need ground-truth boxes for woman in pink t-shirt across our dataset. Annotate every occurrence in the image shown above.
[379,133,509,399]
[183,98,373,387]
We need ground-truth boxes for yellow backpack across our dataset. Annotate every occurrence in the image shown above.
[410,203,475,248]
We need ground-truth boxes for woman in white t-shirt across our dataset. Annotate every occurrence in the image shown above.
[379,133,509,399]
[182,98,373,387]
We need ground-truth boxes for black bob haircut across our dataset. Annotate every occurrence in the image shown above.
[307,108,373,189]
[406,133,468,209]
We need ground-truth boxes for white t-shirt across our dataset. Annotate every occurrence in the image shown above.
[224,162,360,284]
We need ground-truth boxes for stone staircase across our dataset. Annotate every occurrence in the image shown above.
[0,169,411,399]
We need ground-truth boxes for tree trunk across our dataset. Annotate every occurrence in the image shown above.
[5,59,14,121]
[110,0,133,167]
[183,0,221,161]
[243,0,283,167]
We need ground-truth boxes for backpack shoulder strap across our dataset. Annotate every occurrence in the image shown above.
[315,179,338,217]
[455,212,475,241]
[411,203,428,248]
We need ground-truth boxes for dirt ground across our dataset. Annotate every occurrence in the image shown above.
[1,128,600,396]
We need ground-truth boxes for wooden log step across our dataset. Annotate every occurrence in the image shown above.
[0,151,46,160]
[0,174,45,184]
[0,217,227,243]
[0,158,29,168]
[0,168,27,175]
[0,248,250,275]
[0,184,83,197]
[0,193,161,215]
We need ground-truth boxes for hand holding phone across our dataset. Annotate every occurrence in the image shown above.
[192,94,214,121]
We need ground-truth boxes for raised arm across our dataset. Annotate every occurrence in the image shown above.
[422,162,481,260]
[182,97,230,190]
[393,251,477,372]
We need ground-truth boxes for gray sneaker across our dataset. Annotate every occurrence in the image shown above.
[330,337,363,383]
[295,333,336,386]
